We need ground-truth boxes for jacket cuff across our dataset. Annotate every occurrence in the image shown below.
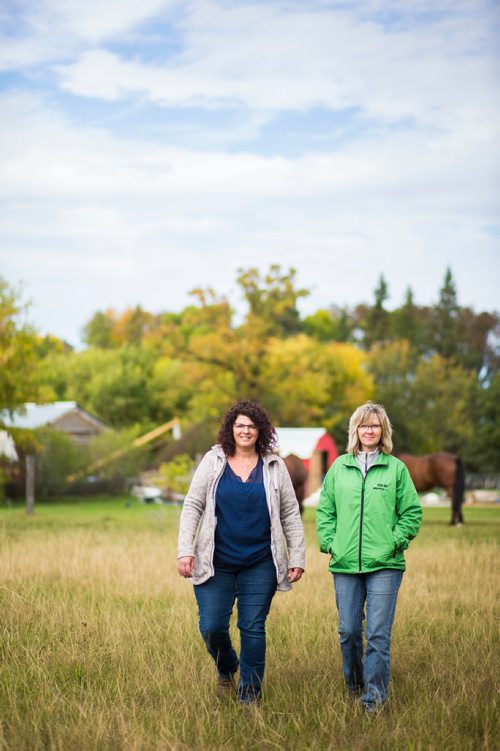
[393,532,408,551]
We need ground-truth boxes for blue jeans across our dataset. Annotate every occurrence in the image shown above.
[194,556,277,701]
[333,569,403,708]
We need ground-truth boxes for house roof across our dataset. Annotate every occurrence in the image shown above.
[1,402,105,430]
[275,427,327,460]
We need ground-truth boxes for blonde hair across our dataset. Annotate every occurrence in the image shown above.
[347,402,393,455]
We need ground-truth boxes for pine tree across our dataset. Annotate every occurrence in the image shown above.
[364,275,390,349]
[432,268,460,360]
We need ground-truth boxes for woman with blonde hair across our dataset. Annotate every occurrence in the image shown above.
[316,402,422,712]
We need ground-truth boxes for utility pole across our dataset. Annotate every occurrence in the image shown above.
[26,454,35,515]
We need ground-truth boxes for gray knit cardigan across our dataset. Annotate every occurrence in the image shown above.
[177,445,306,591]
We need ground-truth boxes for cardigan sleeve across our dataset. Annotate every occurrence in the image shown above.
[177,451,213,559]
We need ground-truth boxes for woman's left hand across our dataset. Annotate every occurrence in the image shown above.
[288,567,304,583]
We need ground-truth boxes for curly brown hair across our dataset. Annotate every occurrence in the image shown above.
[218,400,277,457]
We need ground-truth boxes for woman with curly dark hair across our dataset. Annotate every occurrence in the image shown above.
[178,400,305,705]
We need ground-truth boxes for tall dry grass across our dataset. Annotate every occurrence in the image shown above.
[0,502,498,750]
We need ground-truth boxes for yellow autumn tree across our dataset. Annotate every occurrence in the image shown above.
[262,335,373,430]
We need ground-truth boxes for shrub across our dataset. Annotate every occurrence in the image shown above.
[35,429,88,499]
[158,453,196,499]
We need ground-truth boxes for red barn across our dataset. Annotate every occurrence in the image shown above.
[275,427,338,495]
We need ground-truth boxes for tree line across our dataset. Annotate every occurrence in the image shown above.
[1,266,498,477]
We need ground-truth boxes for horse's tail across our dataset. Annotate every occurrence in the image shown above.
[452,456,465,524]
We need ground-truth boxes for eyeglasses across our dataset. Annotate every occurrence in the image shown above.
[234,423,258,432]
[359,424,382,432]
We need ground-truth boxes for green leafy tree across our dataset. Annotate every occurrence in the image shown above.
[368,340,415,451]
[237,265,309,337]
[36,350,72,402]
[468,373,500,470]
[81,347,161,426]
[302,309,339,341]
[408,355,478,455]
[34,429,88,499]
[175,267,310,417]
[45,347,161,427]
[82,310,117,348]
[29,265,498,475]
[151,357,194,419]
[158,453,196,497]
[115,306,156,346]
[172,308,373,431]
[455,308,499,376]
[369,342,479,457]
[262,335,373,431]
[183,316,269,413]
[83,427,151,490]
[0,278,40,412]
[83,307,158,348]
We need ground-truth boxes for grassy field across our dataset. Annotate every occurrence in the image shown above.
[0,498,498,750]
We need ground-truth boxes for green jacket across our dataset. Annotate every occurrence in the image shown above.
[316,452,422,574]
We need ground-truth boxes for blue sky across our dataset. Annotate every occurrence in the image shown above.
[1,0,499,346]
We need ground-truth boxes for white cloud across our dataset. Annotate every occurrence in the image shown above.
[53,0,500,134]
[44,0,179,44]
[0,86,497,246]
[0,0,181,70]
[1,89,497,214]
[0,1,498,345]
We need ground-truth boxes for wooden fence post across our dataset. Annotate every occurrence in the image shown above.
[26,454,35,515]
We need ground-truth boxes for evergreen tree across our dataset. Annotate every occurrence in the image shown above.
[392,287,417,342]
[432,267,460,360]
[363,275,390,349]
[337,308,352,342]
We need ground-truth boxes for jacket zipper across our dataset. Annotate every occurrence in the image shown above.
[358,455,371,573]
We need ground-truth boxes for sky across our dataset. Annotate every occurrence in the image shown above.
[1,0,499,347]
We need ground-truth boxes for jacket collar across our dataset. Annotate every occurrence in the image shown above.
[341,451,391,468]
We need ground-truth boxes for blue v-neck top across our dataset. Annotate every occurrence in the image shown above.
[214,455,272,568]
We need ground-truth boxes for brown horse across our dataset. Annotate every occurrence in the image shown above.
[398,452,465,525]
[283,453,308,515]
